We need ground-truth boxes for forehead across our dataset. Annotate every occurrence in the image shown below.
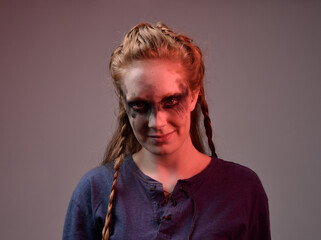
[121,59,189,101]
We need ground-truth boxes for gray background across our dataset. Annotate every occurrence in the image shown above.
[1,0,320,239]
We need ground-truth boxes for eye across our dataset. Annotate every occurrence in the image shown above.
[163,97,179,108]
[128,101,148,113]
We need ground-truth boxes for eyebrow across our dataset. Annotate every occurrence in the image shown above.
[126,92,185,104]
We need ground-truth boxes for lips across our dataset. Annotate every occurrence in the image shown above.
[148,131,175,143]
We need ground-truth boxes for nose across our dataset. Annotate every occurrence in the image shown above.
[148,108,167,129]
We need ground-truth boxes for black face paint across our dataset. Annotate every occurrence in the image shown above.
[126,100,153,118]
[168,82,189,118]
[126,94,188,120]
[121,92,137,119]
[124,80,191,122]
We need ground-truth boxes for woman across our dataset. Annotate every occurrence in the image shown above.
[63,23,270,240]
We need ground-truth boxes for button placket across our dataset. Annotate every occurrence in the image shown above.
[148,183,167,226]
[157,186,184,226]
[171,197,177,206]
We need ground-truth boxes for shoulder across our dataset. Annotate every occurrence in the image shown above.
[216,158,262,182]
[80,163,114,184]
[216,159,258,178]
[70,163,115,207]
[212,158,267,197]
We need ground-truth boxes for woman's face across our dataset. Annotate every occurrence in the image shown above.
[121,59,198,156]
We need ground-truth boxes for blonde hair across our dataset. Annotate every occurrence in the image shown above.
[101,23,217,240]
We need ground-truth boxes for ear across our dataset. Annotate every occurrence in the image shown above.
[190,88,200,111]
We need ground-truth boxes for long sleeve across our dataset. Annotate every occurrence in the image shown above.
[247,183,271,240]
[62,166,113,240]
[63,199,101,240]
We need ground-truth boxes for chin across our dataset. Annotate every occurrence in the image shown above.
[142,143,179,156]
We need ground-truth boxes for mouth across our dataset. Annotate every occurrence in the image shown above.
[148,131,175,143]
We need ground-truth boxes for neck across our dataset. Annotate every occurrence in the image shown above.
[137,137,197,173]
[133,136,211,192]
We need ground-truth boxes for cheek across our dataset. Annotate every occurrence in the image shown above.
[170,102,189,118]
[124,102,146,131]
[171,83,191,118]
[166,95,190,120]
[124,100,137,119]
[128,114,149,134]
[166,106,190,128]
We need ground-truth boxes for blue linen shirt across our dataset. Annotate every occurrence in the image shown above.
[63,156,270,239]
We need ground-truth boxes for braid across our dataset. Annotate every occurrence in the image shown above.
[156,23,192,44]
[199,87,217,158]
[101,123,127,240]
